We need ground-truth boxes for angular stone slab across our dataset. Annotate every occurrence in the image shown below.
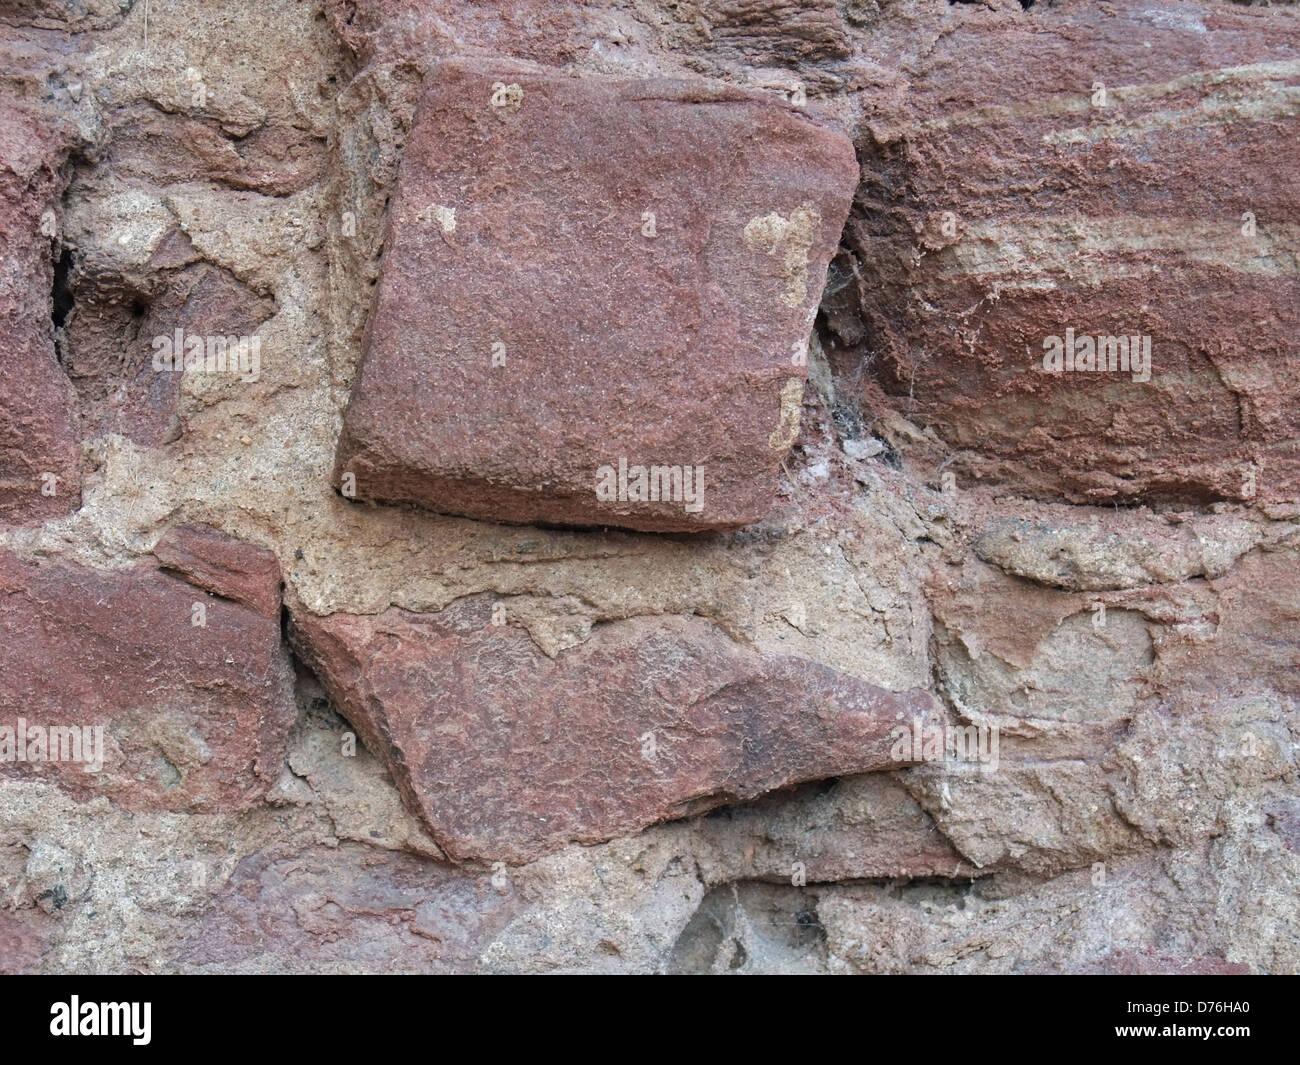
[335,58,858,532]
[291,596,937,863]
[0,546,295,810]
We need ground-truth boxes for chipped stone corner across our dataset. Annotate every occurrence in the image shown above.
[743,203,821,309]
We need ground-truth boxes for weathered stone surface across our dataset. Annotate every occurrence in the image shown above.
[632,0,850,65]
[0,1,125,29]
[691,773,979,883]
[173,844,520,974]
[327,0,850,80]
[915,540,1300,879]
[153,523,282,618]
[0,101,81,523]
[0,548,295,810]
[1145,547,1300,699]
[0,908,52,974]
[972,510,1280,592]
[60,259,277,447]
[1084,949,1250,977]
[827,0,1300,505]
[291,595,936,863]
[816,845,1288,975]
[2,0,1298,977]
[666,880,829,974]
[335,57,858,532]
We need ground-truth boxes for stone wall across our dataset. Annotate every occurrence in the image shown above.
[0,0,1296,974]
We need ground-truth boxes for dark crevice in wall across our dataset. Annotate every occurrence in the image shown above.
[50,246,75,361]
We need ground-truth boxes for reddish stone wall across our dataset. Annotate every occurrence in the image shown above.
[0,0,1296,974]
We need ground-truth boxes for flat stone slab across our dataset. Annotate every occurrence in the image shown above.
[335,58,858,532]
[291,596,937,863]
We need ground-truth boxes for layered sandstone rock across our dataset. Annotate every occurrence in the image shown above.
[334,57,858,531]
[291,596,937,862]
[0,101,82,523]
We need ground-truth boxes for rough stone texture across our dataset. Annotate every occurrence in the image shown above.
[0,546,296,810]
[815,846,1283,975]
[0,0,1298,976]
[0,100,82,523]
[0,1,127,30]
[172,843,522,973]
[826,0,1300,507]
[334,57,858,531]
[292,596,937,862]
[153,523,283,618]
[61,259,278,448]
